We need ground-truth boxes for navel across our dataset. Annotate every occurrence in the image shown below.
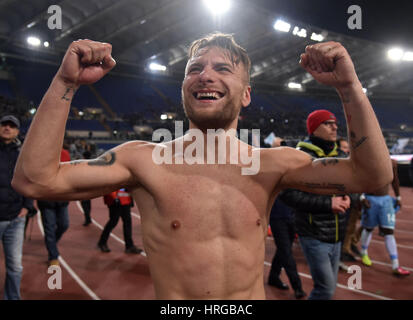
[171,220,181,230]
[256,219,261,226]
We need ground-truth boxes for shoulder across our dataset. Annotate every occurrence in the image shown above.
[259,146,313,173]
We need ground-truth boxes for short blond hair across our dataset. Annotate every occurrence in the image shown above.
[187,32,251,83]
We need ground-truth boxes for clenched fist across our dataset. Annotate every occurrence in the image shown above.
[56,39,116,87]
[299,41,360,89]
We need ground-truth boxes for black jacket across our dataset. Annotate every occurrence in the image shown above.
[279,138,349,243]
[0,139,35,221]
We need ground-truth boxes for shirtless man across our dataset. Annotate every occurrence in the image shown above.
[359,159,410,276]
[12,33,392,299]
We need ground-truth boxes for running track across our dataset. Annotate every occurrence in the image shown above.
[1,187,412,300]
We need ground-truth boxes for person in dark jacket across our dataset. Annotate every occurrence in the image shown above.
[268,197,306,299]
[80,150,92,226]
[38,148,71,266]
[267,137,306,299]
[0,115,36,300]
[279,109,352,300]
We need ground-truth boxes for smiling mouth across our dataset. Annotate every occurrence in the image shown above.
[193,91,224,101]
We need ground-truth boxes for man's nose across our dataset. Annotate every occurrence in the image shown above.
[199,67,214,83]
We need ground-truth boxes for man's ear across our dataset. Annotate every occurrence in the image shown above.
[242,86,251,108]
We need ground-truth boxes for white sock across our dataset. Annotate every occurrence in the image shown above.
[384,234,399,269]
[360,229,372,256]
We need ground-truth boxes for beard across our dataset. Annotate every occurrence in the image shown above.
[182,96,241,131]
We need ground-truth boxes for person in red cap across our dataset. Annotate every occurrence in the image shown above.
[279,108,358,300]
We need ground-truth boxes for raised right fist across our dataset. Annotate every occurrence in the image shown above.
[56,39,116,87]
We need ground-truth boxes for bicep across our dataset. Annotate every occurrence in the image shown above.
[47,150,137,201]
[280,150,360,195]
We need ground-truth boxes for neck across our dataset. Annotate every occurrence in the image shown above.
[188,118,238,134]
[0,138,13,145]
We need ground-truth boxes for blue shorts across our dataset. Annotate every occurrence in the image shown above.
[361,195,399,230]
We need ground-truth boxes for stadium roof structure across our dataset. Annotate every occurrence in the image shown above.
[0,0,412,101]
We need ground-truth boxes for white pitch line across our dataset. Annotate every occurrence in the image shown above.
[394,229,413,235]
[131,211,140,220]
[396,219,413,224]
[263,261,392,300]
[37,211,101,300]
[353,254,413,272]
[371,238,413,250]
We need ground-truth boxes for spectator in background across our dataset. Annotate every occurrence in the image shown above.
[268,136,306,299]
[279,110,351,300]
[97,188,143,254]
[38,147,71,266]
[359,159,410,276]
[0,115,36,299]
[80,150,92,226]
[337,138,350,155]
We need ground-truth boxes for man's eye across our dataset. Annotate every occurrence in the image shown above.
[188,67,201,73]
[217,67,231,72]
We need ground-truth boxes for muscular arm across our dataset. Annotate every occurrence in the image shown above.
[12,40,139,200]
[279,42,392,194]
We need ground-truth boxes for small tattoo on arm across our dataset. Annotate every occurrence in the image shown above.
[349,131,368,151]
[341,94,351,104]
[319,158,339,166]
[303,182,346,192]
[69,160,85,166]
[61,87,76,101]
[87,152,116,166]
[352,136,368,150]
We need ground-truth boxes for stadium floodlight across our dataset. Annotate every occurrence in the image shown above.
[288,82,302,89]
[387,48,404,61]
[292,26,307,38]
[29,108,36,115]
[149,62,167,71]
[203,0,230,15]
[43,41,49,47]
[402,51,413,61]
[362,87,367,93]
[27,36,41,46]
[273,19,291,33]
[311,32,324,42]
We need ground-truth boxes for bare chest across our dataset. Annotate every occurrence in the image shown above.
[134,165,272,239]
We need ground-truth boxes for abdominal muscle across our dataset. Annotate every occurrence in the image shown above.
[145,229,266,300]
[134,186,268,299]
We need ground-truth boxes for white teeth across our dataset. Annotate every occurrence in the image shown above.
[196,91,219,99]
